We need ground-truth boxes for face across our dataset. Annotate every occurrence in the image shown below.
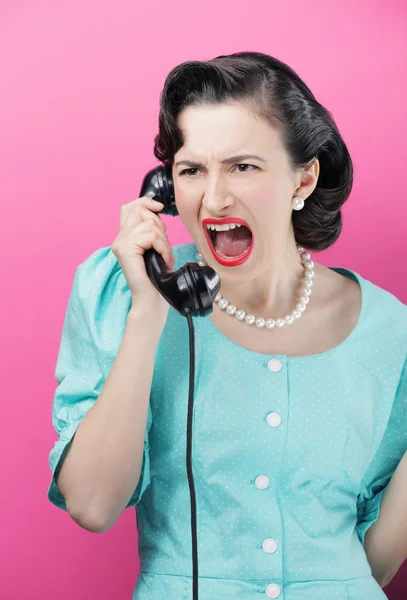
[172,102,314,281]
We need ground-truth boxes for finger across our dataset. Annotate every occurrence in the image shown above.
[120,198,163,230]
[133,220,174,261]
[120,197,164,230]
[132,218,167,237]
[123,207,167,238]
[121,202,165,233]
[134,231,175,270]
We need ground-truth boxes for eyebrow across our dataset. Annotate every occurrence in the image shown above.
[174,154,266,168]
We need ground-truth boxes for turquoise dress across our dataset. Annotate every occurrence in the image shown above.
[48,242,407,600]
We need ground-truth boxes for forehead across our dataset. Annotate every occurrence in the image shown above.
[175,102,283,160]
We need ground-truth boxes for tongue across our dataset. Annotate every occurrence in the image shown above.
[215,226,252,257]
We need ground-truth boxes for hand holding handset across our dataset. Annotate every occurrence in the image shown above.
[112,166,220,332]
[139,166,220,317]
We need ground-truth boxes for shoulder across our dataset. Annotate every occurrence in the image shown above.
[352,268,407,333]
[74,241,198,300]
[67,242,197,371]
[321,263,407,331]
[339,266,407,375]
[314,261,407,369]
[75,245,118,298]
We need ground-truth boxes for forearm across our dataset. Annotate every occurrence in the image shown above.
[364,451,407,587]
[57,309,159,531]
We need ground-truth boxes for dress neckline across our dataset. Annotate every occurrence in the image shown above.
[198,265,366,361]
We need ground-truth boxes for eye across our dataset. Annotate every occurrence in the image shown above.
[179,168,200,177]
[234,164,258,173]
[178,164,258,176]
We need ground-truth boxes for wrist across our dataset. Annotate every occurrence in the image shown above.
[126,306,163,335]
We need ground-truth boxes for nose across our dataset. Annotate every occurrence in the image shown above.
[201,175,235,214]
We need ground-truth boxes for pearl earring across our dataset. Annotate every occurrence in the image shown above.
[293,197,305,211]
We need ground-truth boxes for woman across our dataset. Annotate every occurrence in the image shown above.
[48,52,407,599]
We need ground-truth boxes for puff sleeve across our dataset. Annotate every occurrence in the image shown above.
[356,357,407,546]
[48,247,153,511]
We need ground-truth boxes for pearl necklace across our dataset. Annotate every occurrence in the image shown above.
[196,244,315,329]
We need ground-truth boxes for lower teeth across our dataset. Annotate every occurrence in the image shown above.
[215,246,250,258]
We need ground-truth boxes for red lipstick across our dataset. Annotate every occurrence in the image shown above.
[202,217,254,267]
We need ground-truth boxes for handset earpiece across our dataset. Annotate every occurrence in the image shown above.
[139,165,221,317]
[140,164,178,216]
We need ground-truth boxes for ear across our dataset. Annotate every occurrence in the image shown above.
[293,159,320,200]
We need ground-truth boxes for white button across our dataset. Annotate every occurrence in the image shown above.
[262,538,278,554]
[255,475,269,490]
[267,412,281,428]
[267,359,282,372]
[266,583,281,598]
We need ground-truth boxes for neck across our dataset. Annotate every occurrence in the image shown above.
[218,239,305,318]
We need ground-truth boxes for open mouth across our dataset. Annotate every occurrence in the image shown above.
[203,220,254,266]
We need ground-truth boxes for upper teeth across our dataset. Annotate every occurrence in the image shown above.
[206,223,243,231]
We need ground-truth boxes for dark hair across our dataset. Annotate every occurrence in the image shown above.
[154,51,353,250]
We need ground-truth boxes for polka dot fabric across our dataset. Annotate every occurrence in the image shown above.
[48,243,407,600]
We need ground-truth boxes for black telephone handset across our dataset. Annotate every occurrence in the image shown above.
[139,165,220,317]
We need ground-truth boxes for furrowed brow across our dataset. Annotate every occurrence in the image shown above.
[175,154,265,168]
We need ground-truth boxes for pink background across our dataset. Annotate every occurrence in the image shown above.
[1,0,406,598]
